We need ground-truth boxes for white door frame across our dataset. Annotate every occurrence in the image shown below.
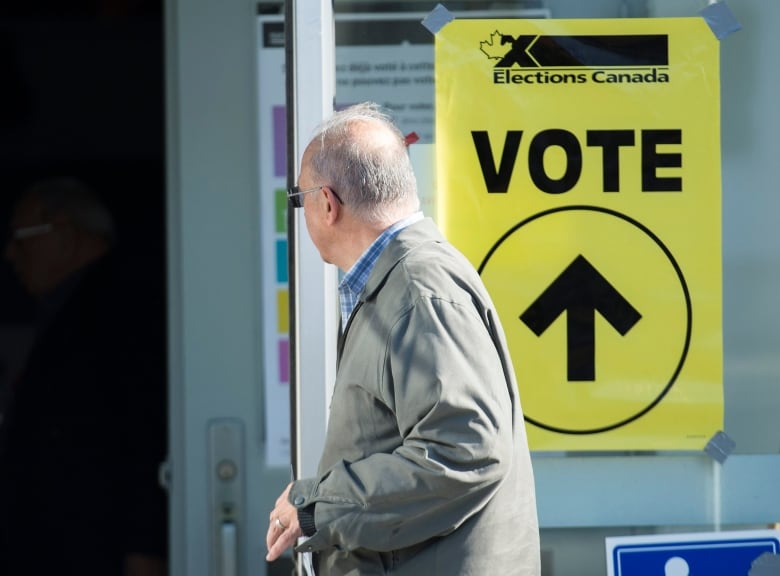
[165,0,334,574]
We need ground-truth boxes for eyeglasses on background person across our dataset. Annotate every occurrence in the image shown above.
[8,223,53,243]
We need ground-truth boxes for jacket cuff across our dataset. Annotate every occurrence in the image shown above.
[297,504,317,537]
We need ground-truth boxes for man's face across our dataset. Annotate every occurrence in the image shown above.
[4,195,66,296]
[298,147,333,265]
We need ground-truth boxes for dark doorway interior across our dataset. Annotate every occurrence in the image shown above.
[0,1,167,573]
[0,0,165,323]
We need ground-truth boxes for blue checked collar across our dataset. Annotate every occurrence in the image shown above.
[338,212,424,330]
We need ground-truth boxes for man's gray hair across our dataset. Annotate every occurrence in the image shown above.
[27,177,116,244]
[308,102,420,224]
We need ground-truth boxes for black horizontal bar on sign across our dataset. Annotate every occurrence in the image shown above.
[496,34,669,68]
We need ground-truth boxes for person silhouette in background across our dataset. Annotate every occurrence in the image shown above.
[0,177,167,576]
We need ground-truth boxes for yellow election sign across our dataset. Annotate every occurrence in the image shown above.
[435,17,723,451]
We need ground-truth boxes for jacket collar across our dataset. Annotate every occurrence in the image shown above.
[361,218,444,302]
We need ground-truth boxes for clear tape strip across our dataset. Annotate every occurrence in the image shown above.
[704,430,736,464]
[700,1,742,40]
[422,3,455,35]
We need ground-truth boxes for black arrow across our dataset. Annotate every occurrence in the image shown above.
[520,255,641,381]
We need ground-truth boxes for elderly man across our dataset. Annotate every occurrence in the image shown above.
[0,178,167,576]
[266,103,540,575]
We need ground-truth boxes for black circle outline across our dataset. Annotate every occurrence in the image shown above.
[478,205,692,435]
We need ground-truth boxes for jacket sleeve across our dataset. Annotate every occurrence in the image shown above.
[290,295,516,553]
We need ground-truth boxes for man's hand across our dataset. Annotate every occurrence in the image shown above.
[266,483,303,562]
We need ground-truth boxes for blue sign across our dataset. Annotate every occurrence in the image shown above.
[607,531,780,576]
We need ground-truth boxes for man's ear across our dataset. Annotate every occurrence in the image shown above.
[322,187,341,224]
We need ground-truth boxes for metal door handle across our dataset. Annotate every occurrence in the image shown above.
[221,520,237,576]
[209,419,244,576]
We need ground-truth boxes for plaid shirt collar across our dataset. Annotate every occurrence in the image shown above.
[339,212,424,330]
